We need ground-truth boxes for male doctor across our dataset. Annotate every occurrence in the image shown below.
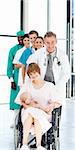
[26,31,70,101]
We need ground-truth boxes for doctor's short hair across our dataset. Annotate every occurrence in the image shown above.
[44,31,56,39]
[27,63,40,77]
[29,30,39,37]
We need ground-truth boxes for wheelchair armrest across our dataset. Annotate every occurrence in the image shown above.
[52,105,62,116]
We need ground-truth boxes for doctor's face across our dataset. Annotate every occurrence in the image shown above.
[44,36,57,53]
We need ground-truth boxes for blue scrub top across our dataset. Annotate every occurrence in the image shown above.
[19,47,32,66]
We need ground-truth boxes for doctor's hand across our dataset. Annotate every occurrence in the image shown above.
[11,81,16,90]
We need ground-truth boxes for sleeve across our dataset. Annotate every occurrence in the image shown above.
[7,48,14,78]
[27,50,40,65]
[13,47,25,64]
[19,48,32,65]
[56,52,70,86]
[15,82,30,105]
[13,51,19,64]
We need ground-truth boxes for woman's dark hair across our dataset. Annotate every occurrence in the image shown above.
[23,34,29,39]
[35,36,44,42]
[27,63,40,77]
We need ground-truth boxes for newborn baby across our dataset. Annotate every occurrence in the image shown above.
[20,92,32,106]
[20,92,55,115]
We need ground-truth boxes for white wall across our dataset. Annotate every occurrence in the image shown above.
[0,0,20,103]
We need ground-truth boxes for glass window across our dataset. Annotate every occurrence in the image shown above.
[28,0,47,36]
[49,0,66,53]
[0,0,20,35]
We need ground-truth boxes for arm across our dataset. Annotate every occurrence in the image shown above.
[21,100,30,109]
[7,48,17,89]
[7,48,14,78]
[14,63,22,68]
[30,100,47,112]
[56,53,70,86]
[45,101,61,113]
[22,65,26,83]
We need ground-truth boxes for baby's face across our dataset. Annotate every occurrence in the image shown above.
[20,92,31,105]
[25,94,31,105]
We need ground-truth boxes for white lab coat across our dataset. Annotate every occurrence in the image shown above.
[13,46,26,86]
[26,47,70,101]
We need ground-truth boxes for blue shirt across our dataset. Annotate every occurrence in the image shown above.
[19,47,32,66]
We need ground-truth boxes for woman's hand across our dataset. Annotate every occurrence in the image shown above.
[21,100,30,109]
[45,103,54,113]
[45,101,61,114]
[54,102,61,108]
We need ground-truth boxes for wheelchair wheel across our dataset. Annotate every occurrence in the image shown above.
[52,142,56,150]
[14,124,19,150]
[55,138,60,150]
[14,113,20,150]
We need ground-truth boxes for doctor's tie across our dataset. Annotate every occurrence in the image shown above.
[44,54,55,84]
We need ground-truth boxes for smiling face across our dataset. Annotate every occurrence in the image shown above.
[44,36,57,53]
[34,37,44,50]
[27,63,41,83]
[23,37,30,48]
[29,33,38,47]
[29,71,41,83]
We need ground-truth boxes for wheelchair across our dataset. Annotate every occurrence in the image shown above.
[14,105,62,150]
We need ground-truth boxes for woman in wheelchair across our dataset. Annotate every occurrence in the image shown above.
[15,63,62,150]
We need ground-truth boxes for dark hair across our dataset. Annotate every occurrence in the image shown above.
[35,36,44,42]
[44,31,56,39]
[27,63,40,77]
[29,30,39,37]
[23,34,29,39]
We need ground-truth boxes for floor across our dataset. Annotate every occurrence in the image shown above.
[0,99,75,150]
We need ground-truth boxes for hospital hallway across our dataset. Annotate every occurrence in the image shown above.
[0,99,75,150]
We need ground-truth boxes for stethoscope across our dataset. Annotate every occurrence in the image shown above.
[43,50,61,66]
[53,56,61,66]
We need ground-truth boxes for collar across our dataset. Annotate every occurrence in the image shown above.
[46,48,57,58]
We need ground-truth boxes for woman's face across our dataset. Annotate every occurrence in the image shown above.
[29,71,41,83]
[23,37,30,48]
[29,33,37,46]
[35,38,44,50]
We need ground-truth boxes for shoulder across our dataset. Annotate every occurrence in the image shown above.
[36,47,46,54]
[57,49,68,58]
[10,44,19,50]
[27,47,46,64]
[23,48,32,58]
[9,44,20,54]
